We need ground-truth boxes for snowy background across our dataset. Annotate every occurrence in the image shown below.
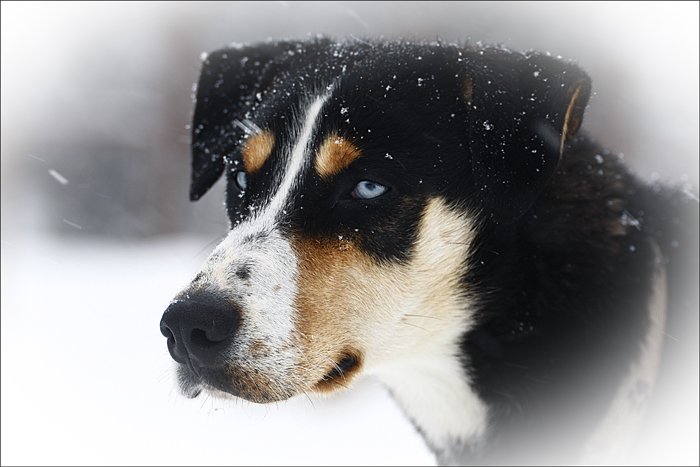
[1,2,698,465]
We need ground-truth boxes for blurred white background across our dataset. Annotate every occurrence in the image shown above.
[1,2,698,465]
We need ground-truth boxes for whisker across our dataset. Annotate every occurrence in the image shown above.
[199,392,211,410]
[156,368,173,383]
[301,390,316,408]
[191,234,226,259]
[322,357,352,389]
[404,313,444,321]
[401,321,430,332]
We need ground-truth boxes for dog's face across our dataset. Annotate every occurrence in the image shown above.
[161,39,590,403]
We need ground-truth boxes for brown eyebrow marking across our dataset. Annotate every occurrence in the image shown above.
[463,76,473,104]
[315,136,363,179]
[241,130,275,173]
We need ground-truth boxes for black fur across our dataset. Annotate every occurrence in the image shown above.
[184,38,699,464]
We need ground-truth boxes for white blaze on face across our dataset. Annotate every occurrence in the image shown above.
[192,93,329,372]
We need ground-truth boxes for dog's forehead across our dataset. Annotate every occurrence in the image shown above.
[258,44,463,121]
[193,42,470,165]
[257,56,466,163]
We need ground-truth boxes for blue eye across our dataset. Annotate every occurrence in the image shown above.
[235,171,248,191]
[351,180,388,199]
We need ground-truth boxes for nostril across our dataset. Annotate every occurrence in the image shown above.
[184,312,238,367]
[160,320,175,341]
[187,311,238,358]
[191,328,224,348]
[195,313,238,344]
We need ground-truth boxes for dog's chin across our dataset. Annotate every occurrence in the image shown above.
[175,352,362,403]
[174,347,364,402]
[175,364,297,404]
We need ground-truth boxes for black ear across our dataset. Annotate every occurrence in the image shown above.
[190,42,298,201]
[466,49,591,223]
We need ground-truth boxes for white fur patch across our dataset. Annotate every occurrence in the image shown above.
[190,93,329,379]
[377,359,489,451]
[255,94,329,230]
[582,242,668,463]
[366,198,490,451]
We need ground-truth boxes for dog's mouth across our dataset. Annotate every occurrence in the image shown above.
[175,365,245,401]
[176,351,363,400]
[314,351,362,392]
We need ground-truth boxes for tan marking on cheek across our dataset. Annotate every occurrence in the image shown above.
[289,198,477,395]
[290,235,374,388]
[315,136,362,179]
[241,130,275,173]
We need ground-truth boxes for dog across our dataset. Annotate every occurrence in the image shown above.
[160,38,699,464]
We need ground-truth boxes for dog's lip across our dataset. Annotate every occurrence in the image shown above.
[179,369,235,399]
[179,366,234,399]
[184,385,202,399]
[178,364,297,403]
[177,352,363,400]
[176,364,205,398]
[317,352,361,387]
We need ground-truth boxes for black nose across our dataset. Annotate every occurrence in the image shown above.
[160,292,240,372]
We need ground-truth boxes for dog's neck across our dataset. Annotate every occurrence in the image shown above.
[373,357,489,458]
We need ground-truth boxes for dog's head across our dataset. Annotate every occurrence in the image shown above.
[160,39,590,403]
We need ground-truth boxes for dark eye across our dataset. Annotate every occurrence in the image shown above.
[351,180,388,199]
[235,171,248,191]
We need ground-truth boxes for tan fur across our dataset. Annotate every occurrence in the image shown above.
[220,363,297,403]
[290,197,478,395]
[291,234,369,391]
[560,84,585,156]
[315,136,362,179]
[464,76,474,104]
[242,130,275,173]
[249,339,269,359]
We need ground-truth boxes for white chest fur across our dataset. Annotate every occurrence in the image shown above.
[375,358,489,454]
